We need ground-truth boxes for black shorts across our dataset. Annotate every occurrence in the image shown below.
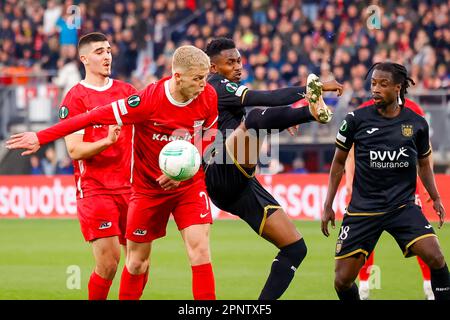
[335,203,437,259]
[205,160,281,235]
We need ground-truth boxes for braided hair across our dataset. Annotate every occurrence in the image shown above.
[365,62,415,105]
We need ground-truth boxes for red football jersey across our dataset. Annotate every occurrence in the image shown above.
[60,79,137,198]
[38,77,218,193]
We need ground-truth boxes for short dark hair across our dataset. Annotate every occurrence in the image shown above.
[205,38,236,58]
[78,32,108,51]
[366,62,415,105]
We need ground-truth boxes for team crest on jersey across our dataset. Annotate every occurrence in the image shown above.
[225,82,239,93]
[127,95,141,107]
[59,106,69,119]
[401,124,413,137]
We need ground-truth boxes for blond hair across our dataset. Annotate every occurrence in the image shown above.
[172,45,210,74]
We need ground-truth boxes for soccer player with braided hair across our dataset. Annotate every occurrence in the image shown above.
[323,62,450,300]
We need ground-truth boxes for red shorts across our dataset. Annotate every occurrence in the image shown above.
[77,193,130,245]
[126,180,213,243]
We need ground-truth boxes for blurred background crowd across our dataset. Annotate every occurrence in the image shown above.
[0,0,449,174]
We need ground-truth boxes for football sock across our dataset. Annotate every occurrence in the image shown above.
[336,282,360,300]
[259,238,307,300]
[191,263,216,300]
[417,256,431,281]
[88,271,112,300]
[359,252,375,281]
[118,266,147,300]
[244,106,314,135]
[430,264,450,300]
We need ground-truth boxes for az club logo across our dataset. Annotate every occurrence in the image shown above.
[133,229,147,236]
[99,222,112,230]
[127,95,141,107]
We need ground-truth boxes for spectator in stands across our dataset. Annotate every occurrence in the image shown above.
[56,7,78,59]
[43,0,62,36]
[56,156,74,175]
[29,155,44,175]
[290,157,308,174]
[41,146,58,176]
[52,58,82,96]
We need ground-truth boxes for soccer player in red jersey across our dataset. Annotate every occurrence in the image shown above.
[345,98,434,299]
[7,45,218,300]
[53,32,137,300]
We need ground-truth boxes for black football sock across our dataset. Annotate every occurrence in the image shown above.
[336,283,360,300]
[258,239,307,300]
[244,106,314,135]
[431,264,450,300]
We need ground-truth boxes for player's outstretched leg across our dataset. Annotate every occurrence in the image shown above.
[335,254,366,300]
[258,209,307,300]
[119,240,151,300]
[243,74,333,135]
[410,237,450,300]
[358,251,375,300]
[305,73,333,123]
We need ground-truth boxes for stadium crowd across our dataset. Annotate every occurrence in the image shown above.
[0,0,449,174]
[1,0,448,92]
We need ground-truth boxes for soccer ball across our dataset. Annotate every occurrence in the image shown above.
[158,140,201,181]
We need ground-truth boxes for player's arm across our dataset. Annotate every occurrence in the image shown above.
[322,113,356,236]
[6,87,153,155]
[322,148,349,237]
[344,146,355,198]
[418,153,445,228]
[416,119,445,227]
[64,125,121,160]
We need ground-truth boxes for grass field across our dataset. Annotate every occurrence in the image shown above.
[0,219,449,300]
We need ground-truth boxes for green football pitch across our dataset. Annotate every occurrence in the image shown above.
[0,219,448,300]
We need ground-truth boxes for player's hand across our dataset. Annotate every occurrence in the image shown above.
[433,197,445,228]
[287,125,299,136]
[5,132,41,156]
[106,125,121,144]
[322,80,344,96]
[156,174,181,191]
[321,205,336,237]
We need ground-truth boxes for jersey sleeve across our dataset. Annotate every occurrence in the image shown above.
[335,112,357,151]
[203,87,219,131]
[105,82,159,126]
[210,75,248,107]
[37,84,156,145]
[416,119,432,158]
[197,86,218,155]
[59,89,86,135]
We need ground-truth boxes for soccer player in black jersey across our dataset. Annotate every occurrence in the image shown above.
[322,62,449,300]
[204,38,343,299]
